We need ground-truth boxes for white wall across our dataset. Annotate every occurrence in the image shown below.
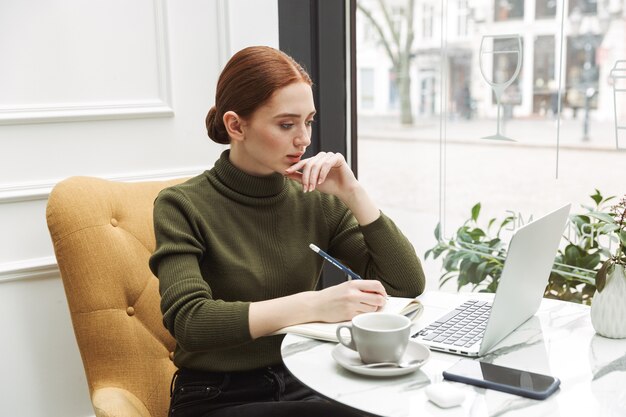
[0,1,278,416]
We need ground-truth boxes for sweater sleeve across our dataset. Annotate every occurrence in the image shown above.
[322,198,425,297]
[149,188,252,352]
[358,213,426,295]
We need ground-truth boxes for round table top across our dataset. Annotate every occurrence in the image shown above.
[281,291,626,417]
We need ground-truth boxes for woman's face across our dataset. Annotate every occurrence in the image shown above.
[230,81,316,176]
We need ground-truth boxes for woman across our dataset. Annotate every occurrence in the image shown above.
[149,45,425,417]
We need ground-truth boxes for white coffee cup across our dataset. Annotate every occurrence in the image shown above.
[336,312,411,364]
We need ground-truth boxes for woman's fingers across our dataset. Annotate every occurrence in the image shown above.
[300,152,329,192]
[284,152,345,192]
[316,153,340,186]
[350,278,388,299]
[342,280,388,312]
[315,279,388,322]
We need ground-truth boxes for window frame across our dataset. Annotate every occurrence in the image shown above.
[278,0,358,287]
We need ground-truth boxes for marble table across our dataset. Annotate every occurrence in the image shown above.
[281,291,626,417]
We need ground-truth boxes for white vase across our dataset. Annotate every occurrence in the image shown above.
[590,264,626,339]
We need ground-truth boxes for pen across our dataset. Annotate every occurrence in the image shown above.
[309,243,362,280]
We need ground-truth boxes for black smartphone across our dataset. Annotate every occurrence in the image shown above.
[443,359,560,400]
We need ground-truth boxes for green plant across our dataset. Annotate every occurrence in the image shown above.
[593,194,626,293]
[546,190,617,303]
[424,203,513,293]
[425,190,622,305]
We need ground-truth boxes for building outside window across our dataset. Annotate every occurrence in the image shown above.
[533,35,557,115]
[422,3,434,38]
[389,70,400,109]
[569,0,598,15]
[457,0,470,37]
[494,0,524,21]
[536,0,557,18]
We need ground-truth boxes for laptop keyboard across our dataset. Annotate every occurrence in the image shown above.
[412,299,492,348]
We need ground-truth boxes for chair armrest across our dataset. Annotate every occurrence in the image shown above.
[92,387,152,417]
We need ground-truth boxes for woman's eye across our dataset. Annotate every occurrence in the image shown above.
[306,120,315,127]
[280,123,294,129]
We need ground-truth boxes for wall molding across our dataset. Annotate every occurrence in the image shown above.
[0,256,59,284]
[0,101,174,125]
[0,166,206,204]
[216,0,232,68]
[0,0,173,125]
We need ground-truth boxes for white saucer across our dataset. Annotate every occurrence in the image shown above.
[331,340,430,377]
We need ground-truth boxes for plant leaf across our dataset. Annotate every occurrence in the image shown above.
[581,253,601,270]
[497,216,515,236]
[458,229,473,243]
[599,223,620,234]
[590,189,603,205]
[564,244,583,264]
[471,203,481,222]
[595,259,611,292]
[588,212,616,224]
[468,228,486,242]
[434,222,441,240]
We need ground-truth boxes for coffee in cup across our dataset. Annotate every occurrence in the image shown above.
[336,312,411,364]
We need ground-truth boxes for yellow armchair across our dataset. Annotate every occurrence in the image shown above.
[46,176,186,417]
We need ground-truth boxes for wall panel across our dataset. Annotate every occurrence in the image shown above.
[0,1,279,416]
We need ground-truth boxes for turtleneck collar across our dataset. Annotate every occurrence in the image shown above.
[207,150,288,201]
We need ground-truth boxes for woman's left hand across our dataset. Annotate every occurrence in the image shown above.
[284,152,357,198]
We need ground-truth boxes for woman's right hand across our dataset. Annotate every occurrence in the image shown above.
[312,280,388,323]
[248,279,388,339]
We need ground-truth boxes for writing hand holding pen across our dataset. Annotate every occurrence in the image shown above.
[309,243,388,300]
[309,244,362,280]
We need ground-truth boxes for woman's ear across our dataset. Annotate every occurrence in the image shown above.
[223,111,245,142]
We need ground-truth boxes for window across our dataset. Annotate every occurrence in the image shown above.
[491,37,523,107]
[494,0,524,21]
[569,0,598,15]
[457,0,470,37]
[536,0,557,18]
[566,34,601,112]
[360,68,375,109]
[355,0,625,295]
[533,36,556,115]
[422,3,434,39]
[389,69,399,109]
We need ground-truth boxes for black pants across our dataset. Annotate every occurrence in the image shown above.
[169,364,366,417]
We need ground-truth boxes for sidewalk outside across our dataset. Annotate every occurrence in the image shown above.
[358,115,623,150]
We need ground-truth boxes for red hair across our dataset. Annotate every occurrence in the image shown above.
[206,46,313,144]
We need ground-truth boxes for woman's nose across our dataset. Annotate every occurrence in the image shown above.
[294,125,311,147]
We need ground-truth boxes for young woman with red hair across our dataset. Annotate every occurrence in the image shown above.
[150,46,425,417]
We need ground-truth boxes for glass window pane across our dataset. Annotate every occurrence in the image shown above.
[536,0,557,18]
[494,0,524,21]
[533,36,556,115]
[356,0,626,302]
[569,0,598,15]
[360,68,375,109]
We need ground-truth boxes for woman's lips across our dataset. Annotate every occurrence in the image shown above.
[287,154,303,163]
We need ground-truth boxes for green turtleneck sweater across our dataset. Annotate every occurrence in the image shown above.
[149,150,425,372]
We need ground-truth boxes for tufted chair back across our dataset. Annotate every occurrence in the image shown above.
[46,176,187,417]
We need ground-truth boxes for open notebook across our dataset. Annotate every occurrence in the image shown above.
[272,296,424,342]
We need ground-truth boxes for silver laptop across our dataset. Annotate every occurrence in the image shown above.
[413,204,571,357]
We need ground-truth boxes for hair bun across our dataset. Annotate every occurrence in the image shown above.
[206,106,229,144]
